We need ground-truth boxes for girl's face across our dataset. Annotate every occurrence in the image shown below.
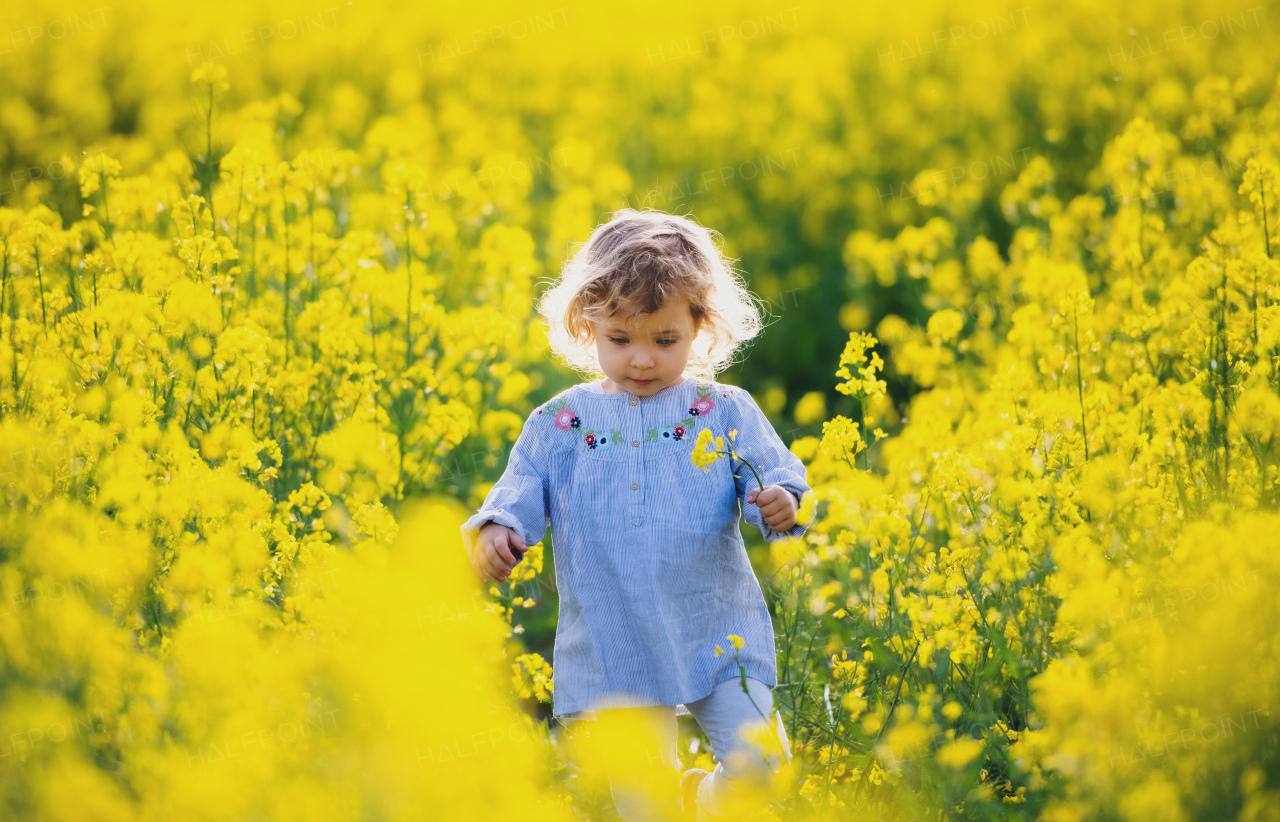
[591,298,700,396]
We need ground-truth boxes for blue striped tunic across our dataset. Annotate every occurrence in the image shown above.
[460,375,812,718]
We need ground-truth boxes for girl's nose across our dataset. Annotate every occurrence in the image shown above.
[632,347,655,368]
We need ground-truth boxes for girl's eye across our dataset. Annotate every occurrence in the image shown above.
[608,335,676,345]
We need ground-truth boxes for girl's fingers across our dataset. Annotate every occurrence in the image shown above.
[480,549,508,583]
[759,488,799,516]
[489,552,511,581]
[755,487,787,507]
[766,514,795,531]
[478,529,522,574]
[495,539,518,568]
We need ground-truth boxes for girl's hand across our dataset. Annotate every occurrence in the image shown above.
[746,485,799,533]
[473,522,525,584]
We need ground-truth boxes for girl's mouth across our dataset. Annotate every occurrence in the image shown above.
[632,378,655,386]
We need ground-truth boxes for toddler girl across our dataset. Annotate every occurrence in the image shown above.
[460,208,811,820]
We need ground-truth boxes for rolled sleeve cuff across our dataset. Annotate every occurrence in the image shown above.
[460,508,525,560]
[745,487,812,543]
[763,472,811,542]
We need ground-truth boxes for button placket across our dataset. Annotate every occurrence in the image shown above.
[628,392,645,526]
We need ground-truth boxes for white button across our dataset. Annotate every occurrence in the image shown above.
[631,482,639,490]
[631,439,639,447]
[629,396,637,406]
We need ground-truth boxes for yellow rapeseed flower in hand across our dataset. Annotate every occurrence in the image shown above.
[692,427,768,490]
[690,427,724,472]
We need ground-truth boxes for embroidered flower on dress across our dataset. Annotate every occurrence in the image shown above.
[542,394,626,453]
[554,408,578,430]
[647,382,730,443]
[647,419,694,443]
[580,428,621,451]
[542,383,743,452]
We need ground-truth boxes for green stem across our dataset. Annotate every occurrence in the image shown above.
[857,397,868,471]
[281,171,292,370]
[404,189,414,369]
[1262,172,1272,259]
[1217,248,1230,491]
[1,239,8,345]
[1073,301,1088,461]
[713,446,764,489]
[850,640,921,805]
[731,654,772,724]
[206,82,216,233]
[102,176,113,241]
[34,243,47,332]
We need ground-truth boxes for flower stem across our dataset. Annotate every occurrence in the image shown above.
[731,652,771,724]
[1073,301,1089,461]
[714,447,764,489]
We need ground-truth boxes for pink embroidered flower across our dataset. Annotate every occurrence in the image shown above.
[690,397,715,416]
[554,408,578,430]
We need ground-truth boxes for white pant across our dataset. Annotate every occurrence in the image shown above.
[558,676,791,821]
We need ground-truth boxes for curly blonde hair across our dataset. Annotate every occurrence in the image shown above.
[538,208,765,380]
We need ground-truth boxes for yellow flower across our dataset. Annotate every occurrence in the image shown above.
[190,60,230,92]
[794,390,827,426]
[937,737,985,769]
[690,427,723,472]
[3,5,1277,817]
[834,331,887,399]
[821,415,865,464]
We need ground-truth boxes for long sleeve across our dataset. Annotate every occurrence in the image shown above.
[459,407,551,562]
[730,389,812,542]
